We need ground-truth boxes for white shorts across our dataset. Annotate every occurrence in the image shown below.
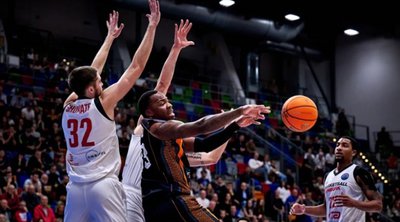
[64,177,127,222]
[123,184,145,222]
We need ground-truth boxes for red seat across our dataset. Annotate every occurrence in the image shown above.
[237,162,247,175]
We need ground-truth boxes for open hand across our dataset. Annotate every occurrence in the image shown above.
[107,10,124,39]
[241,104,271,120]
[174,19,195,49]
[235,116,261,127]
[147,0,161,27]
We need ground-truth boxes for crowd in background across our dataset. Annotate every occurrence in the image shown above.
[0,48,398,222]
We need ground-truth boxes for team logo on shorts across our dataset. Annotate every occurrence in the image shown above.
[86,150,106,162]
[341,173,349,180]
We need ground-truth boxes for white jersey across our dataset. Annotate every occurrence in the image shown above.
[62,98,121,183]
[324,164,366,222]
[122,134,147,222]
[122,135,144,189]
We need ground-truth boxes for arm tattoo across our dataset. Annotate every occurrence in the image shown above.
[186,152,202,160]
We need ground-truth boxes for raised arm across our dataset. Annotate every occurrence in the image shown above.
[63,10,124,107]
[101,0,160,113]
[149,104,270,140]
[133,19,193,134]
[155,19,194,94]
[91,10,124,73]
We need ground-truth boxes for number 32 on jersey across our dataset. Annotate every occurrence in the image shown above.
[67,118,95,148]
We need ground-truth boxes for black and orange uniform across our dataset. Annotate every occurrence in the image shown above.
[141,119,219,222]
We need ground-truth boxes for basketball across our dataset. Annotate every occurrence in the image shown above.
[281,95,318,132]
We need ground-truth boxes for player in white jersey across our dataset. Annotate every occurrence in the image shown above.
[61,1,160,221]
[290,136,382,222]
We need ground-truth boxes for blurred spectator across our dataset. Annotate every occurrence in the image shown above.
[10,153,26,175]
[213,176,228,204]
[23,171,42,192]
[196,166,212,183]
[387,153,398,180]
[335,108,351,137]
[1,184,20,211]
[196,189,210,208]
[54,201,64,220]
[198,169,211,189]
[242,199,256,221]
[14,201,32,222]
[21,184,40,214]
[207,200,218,216]
[0,86,7,105]
[45,165,59,187]
[325,147,335,172]
[0,200,11,221]
[271,189,284,222]
[33,195,55,222]
[0,213,8,222]
[376,127,393,158]
[234,182,252,208]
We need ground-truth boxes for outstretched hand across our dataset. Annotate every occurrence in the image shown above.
[174,19,195,49]
[106,10,124,39]
[241,104,271,120]
[147,0,161,27]
[235,116,261,127]
[290,203,305,215]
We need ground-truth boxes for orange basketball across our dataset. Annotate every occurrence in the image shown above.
[281,95,318,132]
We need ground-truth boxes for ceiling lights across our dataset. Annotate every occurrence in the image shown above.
[285,14,300,21]
[219,0,235,7]
[344,28,359,36]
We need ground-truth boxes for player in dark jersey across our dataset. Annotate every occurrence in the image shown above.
[137,90,270,222]
[290,136,382,222]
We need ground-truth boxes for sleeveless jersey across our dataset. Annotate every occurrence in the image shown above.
[122,135,145,189]
[324,164,366,222]
[62,98,120,183]
[141,118,191,196]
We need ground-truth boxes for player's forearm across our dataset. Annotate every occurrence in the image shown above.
[304,204,326,217]
[193,123,238,152]
[91,36,114,74]
[155,46,181,94]
[191,108,243,135]
[203,142,228,164]
[126,24,157,80]
[188,142,228,166]
[187,152,208,166]
[354,200,383,213]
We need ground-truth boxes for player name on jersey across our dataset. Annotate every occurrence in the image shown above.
[65,103,91,114]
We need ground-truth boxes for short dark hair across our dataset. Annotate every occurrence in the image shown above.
[68,66,97,96]
[341,136,360,151]
[137,90,158,117]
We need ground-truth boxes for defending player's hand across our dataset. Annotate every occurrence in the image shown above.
[107,10,124,39]
[174,19,195,49]
[290,203,305,215]
[147,0,161,27]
